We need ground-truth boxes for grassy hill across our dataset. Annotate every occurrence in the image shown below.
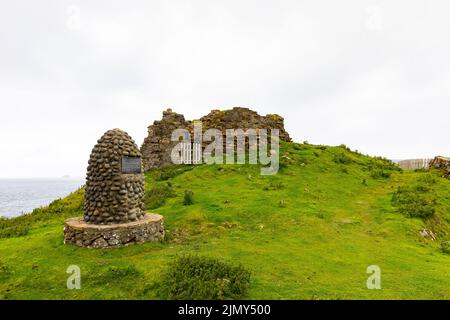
[1,142,449,299]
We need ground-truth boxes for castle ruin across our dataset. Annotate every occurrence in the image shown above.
[140,107,291,171]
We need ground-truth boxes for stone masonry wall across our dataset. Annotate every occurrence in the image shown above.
[141,107,291,171]
[64,214,164,248]
[140,109,191,171]
[85,129,145,224]
[429,156,450,178]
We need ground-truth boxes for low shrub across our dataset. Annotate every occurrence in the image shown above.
[0,260,8,274]
[278,161,289,172]
[183,190,194,205]
[0,222,29,239]
[441,241,450,255]
[391,184,437,219]
[155,255,251,300]
[145,184,175,209]
[155,166,194,181]
[418,174,437,185]
[333,152,352,165]
[103,264,141,278]
[263,181,284,191]
[339,144,351,152]
[366,158,401,173]
[371,169,392,179]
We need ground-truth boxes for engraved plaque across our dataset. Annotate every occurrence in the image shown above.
[121,157,142,174]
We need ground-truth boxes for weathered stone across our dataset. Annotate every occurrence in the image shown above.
[65,128,166,248]
[84,129,145,224]
[140,107,291,171]
[64,214,164,248]
[429,156,450,178]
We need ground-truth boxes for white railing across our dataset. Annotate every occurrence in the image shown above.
[179,142,202,165]
[396,159,432,170]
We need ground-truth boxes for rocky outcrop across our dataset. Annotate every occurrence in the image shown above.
[429,156,450,178]
[84,129,145,224]
[141,107,291,170]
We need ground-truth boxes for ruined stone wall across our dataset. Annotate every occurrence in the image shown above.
[140,107,291,171]
[140,109,191,171]
[429,156,450,178]
[197,107,291,142]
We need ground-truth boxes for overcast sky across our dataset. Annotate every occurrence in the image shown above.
[0,0,449,178]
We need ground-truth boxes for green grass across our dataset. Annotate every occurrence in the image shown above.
[0,142,449,299]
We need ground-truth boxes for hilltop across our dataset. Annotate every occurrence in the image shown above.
[0,141,449,299]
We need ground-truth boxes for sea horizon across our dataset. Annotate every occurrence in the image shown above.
[0,177,84,218]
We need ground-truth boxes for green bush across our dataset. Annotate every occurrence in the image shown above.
[371,169,392,179]
[366,158,401,173]
[155,255,251,300]
[333,152,352,165]
[155,166,194,181]
[339,144,351,152]
[0,260,8,274]
[104,264,141,278]
[0,222,30,239]
[441,241,450,255]
[278,160,289,172]
[0,261,9,282]
[391,184,436,218]
[183,190,194,205]
[263,181,284,191]
[145,184,175,209]
[418,174,437,185]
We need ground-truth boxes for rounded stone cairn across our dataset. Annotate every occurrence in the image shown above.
[64,128,164,248]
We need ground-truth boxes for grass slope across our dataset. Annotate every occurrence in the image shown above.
[0,142,449,299]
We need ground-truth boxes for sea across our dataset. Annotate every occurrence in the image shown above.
[0,178,84,218]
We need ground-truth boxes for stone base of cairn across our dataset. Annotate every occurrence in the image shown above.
[64,213,164,248]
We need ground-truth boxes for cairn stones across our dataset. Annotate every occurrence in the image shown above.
[84,129,145,224]
[64,128,165,248]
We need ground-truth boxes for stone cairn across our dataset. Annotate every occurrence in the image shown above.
[84,129,145,224]
[64,129,164,248]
